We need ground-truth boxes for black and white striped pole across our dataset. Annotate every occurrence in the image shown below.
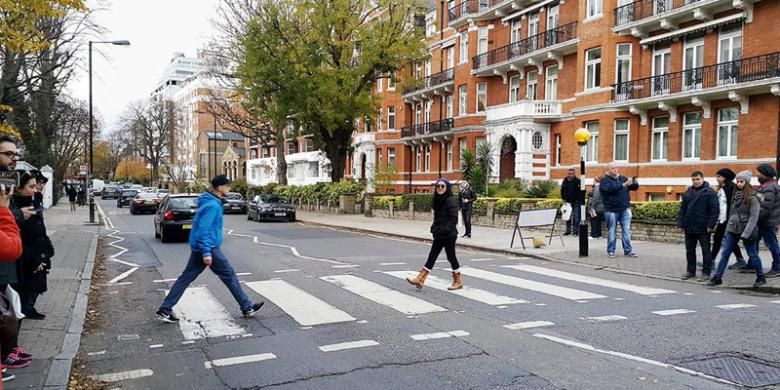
[575,128,591,257]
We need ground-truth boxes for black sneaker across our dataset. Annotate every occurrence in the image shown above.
[728,259,748,270]
[680,272,695,280]
[625,253,638,258]
[155,310,179,323]
[754,276,768,288]
[23,310,45,320]
[707,278,723,287]
[2,370,15,382]
[766,270,780,279]
[242,302,265,318]
[738,267,757,274]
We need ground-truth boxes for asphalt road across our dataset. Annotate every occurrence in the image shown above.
[79,197,780,389]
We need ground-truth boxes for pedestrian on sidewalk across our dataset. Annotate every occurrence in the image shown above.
[11,172,52,320]
[561,168,581,236]
[77,184,86,207]
[407,178,463,290]
[755,164,780,278]
[459,180,476,238]
[677,171,719,281]
[156,175,264,323]
[712,168,747,270]
[587,176,604,239]
[709,170,766,288]
[600,162,639,258]
[33,171,47,211]
[66,185,76,212]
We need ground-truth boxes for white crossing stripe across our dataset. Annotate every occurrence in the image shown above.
[584,315,628,322]
[410,330,469,341]
[165,287,246,340]
[332,264,360,269]
[153,278,177,283]
[470,258,496,262]
[273,269,299,273]
[772,300,780,304]
[503,321,555,330]
[653,309,695,316]
[459,267,607,301]
[716,304,757,310]
[90,369,154,382]
[244,280,355,326]
[204,353,277,369]
[236,272,252,276]
[320,275,447,315]
[319,340,379,352]
[503,265,676,296]
[383,271,527,305]
[380,262,407,266]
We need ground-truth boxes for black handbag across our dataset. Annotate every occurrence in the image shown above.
[0,292,19,351]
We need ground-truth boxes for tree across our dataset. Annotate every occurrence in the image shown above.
[115,158,150,184]
[122,100,173,186]
[48,98,92,185]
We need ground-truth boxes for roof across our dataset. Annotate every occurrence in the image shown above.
[206,131,245,141]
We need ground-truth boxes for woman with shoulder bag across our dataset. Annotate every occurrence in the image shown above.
[406,178,463,290]
[709,170,766,288]
[0,183,24,378]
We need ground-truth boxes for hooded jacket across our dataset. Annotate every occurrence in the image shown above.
[189,191,224,257]
[677,181,719,233]
[431,181,459,240]
[756,179,780,227]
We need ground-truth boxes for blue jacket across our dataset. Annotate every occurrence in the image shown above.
[599,174,638,213]
[189,191,224,257]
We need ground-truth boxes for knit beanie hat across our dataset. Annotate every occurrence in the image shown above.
[757,163,777,178]
[715,168,736,181]
[211,175,231,188]
[736,170,752,182]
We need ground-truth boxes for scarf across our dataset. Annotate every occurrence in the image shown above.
[733,188,744,208]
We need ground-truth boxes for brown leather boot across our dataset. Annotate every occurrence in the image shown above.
[448,271,463,290]
[406,268,430,289]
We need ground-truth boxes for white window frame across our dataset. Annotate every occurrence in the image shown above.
[554,134,561,166]
[425,59,432,77]
[585,47,602,90]
[526,71,538,100]
[651,116,669,162]
[416,146,422,172]
[446,46,455,69]
[424,100,432,124]
[509,75,521,103]
[425,144,431,172]
[377,107,383,131]
[377,77,383,92]
[377,148,383,169]
[388,72,396,90]
[613,119,630,162]
[528,12,540,37]
[459,31,469,64]
[388,106,396,130]
[545,65,558,100]
[615,43,632,84]
[458,85,468,115]
[683,38,704,90]
[717,107,739,159]
[511,19,522,43]
[547,4,560,29]
[718,28,743,85]
[388,148,396,169]
[652,46,671,96]
[587,0,603,18]
[446,142,453,171]
[476,82,487,113]
[446,94,454,118]
[459,138,467,168]
[585,121,599,163]
[478,27,488,55]
[682,112,701,160]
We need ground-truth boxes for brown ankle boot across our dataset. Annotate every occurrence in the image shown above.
[406,268,430,289]
[448,271,463,290]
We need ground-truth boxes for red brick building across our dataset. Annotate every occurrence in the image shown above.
[347,0,780,200]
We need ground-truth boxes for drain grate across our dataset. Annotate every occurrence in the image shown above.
[679,356,780,388]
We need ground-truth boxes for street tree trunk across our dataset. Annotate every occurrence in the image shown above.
[323,124,351,183]
[275,126,288,185]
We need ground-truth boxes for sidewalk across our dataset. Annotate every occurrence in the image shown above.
[6,203,99,389]
[297,211,780,291]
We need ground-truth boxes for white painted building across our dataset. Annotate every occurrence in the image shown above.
[246,151,332,187]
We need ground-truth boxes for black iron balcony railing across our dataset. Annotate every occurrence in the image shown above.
[402,68,455,95]
[401,118,455,138]
[613,0,705,27]
[448,0,508,24]
[472,22,577,71]
[611,52,780,102]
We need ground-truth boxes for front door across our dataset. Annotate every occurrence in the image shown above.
[499,136,517,182]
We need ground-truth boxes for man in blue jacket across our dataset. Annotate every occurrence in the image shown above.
[599,162,639,258]
[677,171,719,281]
[156,175,263,323]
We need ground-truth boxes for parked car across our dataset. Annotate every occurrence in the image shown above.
[156,189,170,197]
[130,192,161,215]
[248,194,296,222]
[131,184,143,191]
[101,186,120,199]
[154,194,198,243]
[116,189,139,208]
[223,192,247,214]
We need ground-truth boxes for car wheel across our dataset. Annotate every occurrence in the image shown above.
[246,212,252,220]
[160,227,170,243]
[288,215,296,223]
[154,224,161,239]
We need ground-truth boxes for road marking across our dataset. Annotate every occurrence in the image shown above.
[459,267,607,301]
[90,369,154,382]
[273,269,299,273]
[716,303,757,310]
[772,300,780,304]
[149,344,163,349]
[357,320,369,324]
[87,351,106,356]
[318,340,379,352]
[117,334,139,341]
[99,282,132,286]
[652,309,695,316]
[380,262,407,266]
[109,258,139,268]
[384,271,527,305]
[236,272,252,276]
[332,264,360,269]
[252,237,346,265]
[320,275,447,315]
[503,321,555,330]
[244,280,355,326]
[410,330,469,341]
[164,287,246,340]
[204,353,277,369]
[534,334,737,386]
[470,258,496,262]
[227,232,254,238]
[583,315,627,322]
[154,278,177,283]
[181,341,195,345]
[503,264,676,296]
[108,267,139,284]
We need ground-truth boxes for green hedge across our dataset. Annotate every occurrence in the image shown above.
[248,181,366,205]
[373,195,405,210]
[631,201,680,221]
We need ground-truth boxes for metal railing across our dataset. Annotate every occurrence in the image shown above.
[614,0,704,27]
[402,68,455,95]
[611,52,780,102]
[448,0,509,24]
[401,118,455,138]
[472,22,577,70]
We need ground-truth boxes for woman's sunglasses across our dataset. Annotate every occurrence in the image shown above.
[436,184,446,189]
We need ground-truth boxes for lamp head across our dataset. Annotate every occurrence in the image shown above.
[111,40,131,46]
[574,128,591,146]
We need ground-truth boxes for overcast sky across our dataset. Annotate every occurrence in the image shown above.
[68,0,220,136]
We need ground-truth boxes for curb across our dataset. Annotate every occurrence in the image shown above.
[298,219,780,294]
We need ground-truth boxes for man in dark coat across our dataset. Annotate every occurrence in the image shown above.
[459,180,476,238]
[755,164,780,277]
[600,162,639,258]
[678,171,719,281]
[560,168,581,236]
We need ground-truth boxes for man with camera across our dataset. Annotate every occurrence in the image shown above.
[599,162,639,259]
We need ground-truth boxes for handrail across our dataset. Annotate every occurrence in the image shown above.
[402,68,455,95]
[613,0,705,27]
[472,22,577,70]
[401,118,455,137]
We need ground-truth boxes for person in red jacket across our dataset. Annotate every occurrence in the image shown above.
[0,182,22,382]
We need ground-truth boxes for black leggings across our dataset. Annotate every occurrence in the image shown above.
[424,237,460,271]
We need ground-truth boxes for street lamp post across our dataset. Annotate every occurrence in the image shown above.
[574,127,591,257]
[89,39,130,223]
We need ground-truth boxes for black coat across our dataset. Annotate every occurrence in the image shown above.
[459,187,477,210]
[677,182,719,234]
[12,195,52,293]
[561,177,581,204]
[431,195,459,240]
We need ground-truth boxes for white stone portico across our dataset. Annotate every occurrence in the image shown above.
[352,132,376,192]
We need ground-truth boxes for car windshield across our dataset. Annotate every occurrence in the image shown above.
[122,190,138,196]
[169,197,198,209]
[227,193,243,200]
[261,194,288,204]
[137,193,157,199]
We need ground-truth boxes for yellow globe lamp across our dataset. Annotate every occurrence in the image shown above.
[574,127,591,146]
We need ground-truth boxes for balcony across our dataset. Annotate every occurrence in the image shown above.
[486,100,563,123]
[402,68,455,102]
[611,52,780,119]
[447,0,541,28]
[472,22,578,78]
[401,118,455,139]
[613,0,746,37]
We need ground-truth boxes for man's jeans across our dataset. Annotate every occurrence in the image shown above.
[160,248,253,314]
[605,209,633,255]
[714,233,763,279]
[759,225,780,272]
[685,232,712,274]
[565,203,582,235]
